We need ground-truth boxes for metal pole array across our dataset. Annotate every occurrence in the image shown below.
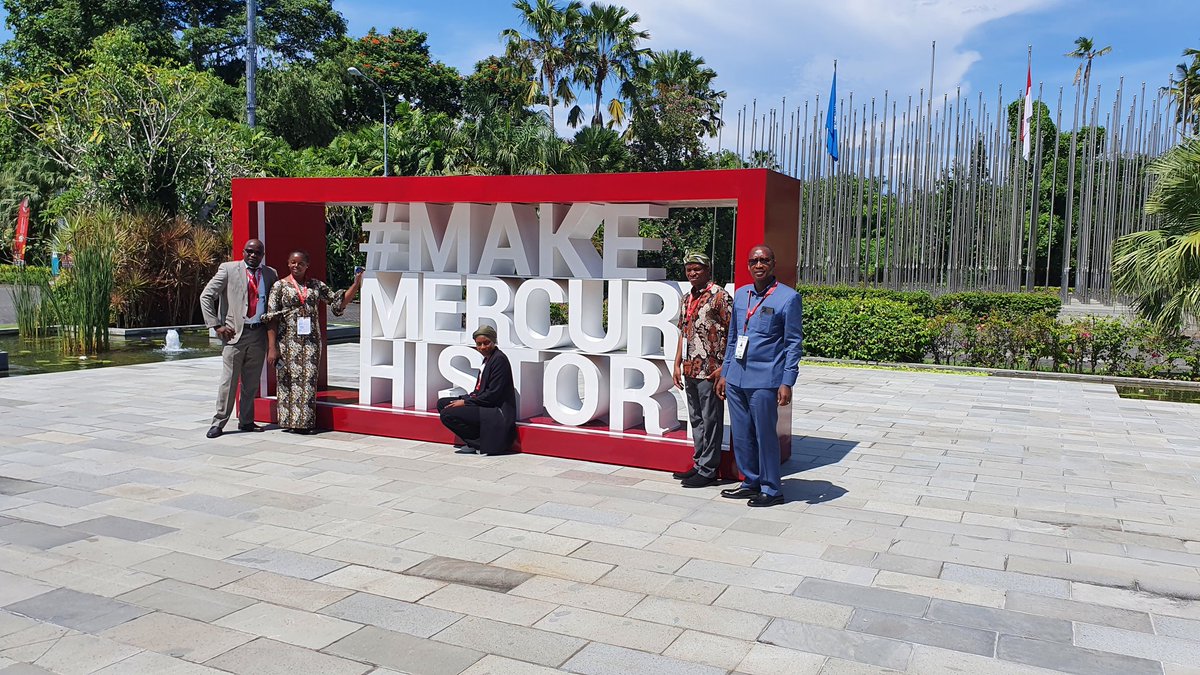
[727,72,1187,302]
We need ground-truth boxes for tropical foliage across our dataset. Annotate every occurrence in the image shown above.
[1112,137,1200,333]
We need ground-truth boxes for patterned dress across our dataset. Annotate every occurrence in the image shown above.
[264,278,347,430]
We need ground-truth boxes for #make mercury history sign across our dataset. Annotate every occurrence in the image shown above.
[234,170,799,472]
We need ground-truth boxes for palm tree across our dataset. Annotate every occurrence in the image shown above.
[572,125,629,172]
[501,0,583,131]
[635,49,725,136]
[1163,48,1200,135]
[1065,36,1112,128]
[1112,137,1200,332]
[570,2,649,129]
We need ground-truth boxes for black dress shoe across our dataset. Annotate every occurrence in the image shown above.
[720,486,760,499]
[671,467,698,480]
[206,426,223,439]
[238,423,265,432]
[291,428,316,435]
[747,493,785,508]
[680,473,717,488]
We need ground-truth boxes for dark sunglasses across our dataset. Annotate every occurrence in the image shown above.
[748,257,773,265]
[244,248,264,254]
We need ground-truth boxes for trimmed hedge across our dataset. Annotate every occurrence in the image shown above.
[797,284,1062,320]
[803,297,930,363]
[0,265,52,285]
[933,291,1061,320]
[797,284,935,317]
[798,287,1200,380]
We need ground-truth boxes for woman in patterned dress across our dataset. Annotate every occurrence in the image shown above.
[265,250,362,434]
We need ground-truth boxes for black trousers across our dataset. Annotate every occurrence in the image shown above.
[438,396,481,448]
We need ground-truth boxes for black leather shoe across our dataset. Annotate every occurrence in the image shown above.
[747,493,785,508]
[681,474,717,488]
[671,467,698,480]
[206,426,222,439]
[454,447,478,454]
[291,428,316,435]
[238,423,265,432]
[720,486,760,499]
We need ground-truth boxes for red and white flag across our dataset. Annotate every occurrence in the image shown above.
[1021,62,1033,161]
[13,198,30,263]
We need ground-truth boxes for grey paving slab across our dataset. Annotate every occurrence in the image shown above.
[432,615,586,667]
[926,598,1075,642]
[848,608,997,656]
[793,578,930,617]
[20,487,112,508]
[134,551,258,588]
[759,617,912,670]
[1076,623,1200,666]
[326,625,483,675]
[4,588,149,632]
[224,547,346,580]
[321,592,462,638]
[100,611,254,662]
[116,578,257,622]
[205,637,372,675]
[940,563,1072,599]
[70,515,178,542]
[562,642,726,675]
[0,521,90,549]
[997,635,1164,675]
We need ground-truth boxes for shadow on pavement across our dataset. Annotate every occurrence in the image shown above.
[780,435,856,503]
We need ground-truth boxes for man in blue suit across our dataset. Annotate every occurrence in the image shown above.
[716,244,803,507]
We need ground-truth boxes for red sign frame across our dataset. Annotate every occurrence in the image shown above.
[233,169,800,473]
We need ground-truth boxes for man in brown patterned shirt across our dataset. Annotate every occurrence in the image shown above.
[672,252,733,488]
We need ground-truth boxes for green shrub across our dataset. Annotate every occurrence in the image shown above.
[797,284,935,316]
[803,297,930,362]
[934,291,1061,320]
[0,265,52,285]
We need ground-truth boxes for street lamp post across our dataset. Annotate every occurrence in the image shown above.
[348,67,388,177]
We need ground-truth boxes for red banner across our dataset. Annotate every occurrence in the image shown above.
[14,198,30,263]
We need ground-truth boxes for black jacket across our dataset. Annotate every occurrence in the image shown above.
[463,348,517,454]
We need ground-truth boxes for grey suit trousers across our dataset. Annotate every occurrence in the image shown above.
[212,327,267,428]
[685,376,725,477]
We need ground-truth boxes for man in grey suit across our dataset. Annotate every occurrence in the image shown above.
[200,239,278,438]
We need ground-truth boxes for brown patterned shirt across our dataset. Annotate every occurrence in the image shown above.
[677,284,732,379]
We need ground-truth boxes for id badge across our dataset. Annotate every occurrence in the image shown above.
[681,338,688,360]
[296,316,312,336]
[734,335,749,359]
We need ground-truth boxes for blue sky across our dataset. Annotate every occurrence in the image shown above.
[2,0,1195,127]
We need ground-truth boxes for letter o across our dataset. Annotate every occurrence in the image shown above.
[543,354,609,427]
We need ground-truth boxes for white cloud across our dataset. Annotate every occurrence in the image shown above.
[618,0,1057,104]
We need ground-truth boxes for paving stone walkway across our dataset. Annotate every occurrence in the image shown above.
[1,344,1199,674]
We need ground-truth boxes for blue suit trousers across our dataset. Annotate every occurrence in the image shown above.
[726,384,782,497]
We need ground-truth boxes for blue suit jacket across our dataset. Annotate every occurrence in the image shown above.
[722,281,804,389]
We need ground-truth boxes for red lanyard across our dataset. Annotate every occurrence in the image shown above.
[474,355,490,392]
[682,283,712,335]
[744,282,778,331]
[287,277,310,308]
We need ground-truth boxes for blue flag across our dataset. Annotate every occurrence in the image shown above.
[826,69,839,161]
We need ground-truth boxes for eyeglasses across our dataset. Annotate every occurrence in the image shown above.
[244,248,263,254]
[748,257,773,265]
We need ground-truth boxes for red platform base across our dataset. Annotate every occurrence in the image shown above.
[255,390,790,480]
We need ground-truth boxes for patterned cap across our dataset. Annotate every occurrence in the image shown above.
[683,252,711,267]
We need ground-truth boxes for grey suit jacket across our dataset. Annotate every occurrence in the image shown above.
[200,260,279,345]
